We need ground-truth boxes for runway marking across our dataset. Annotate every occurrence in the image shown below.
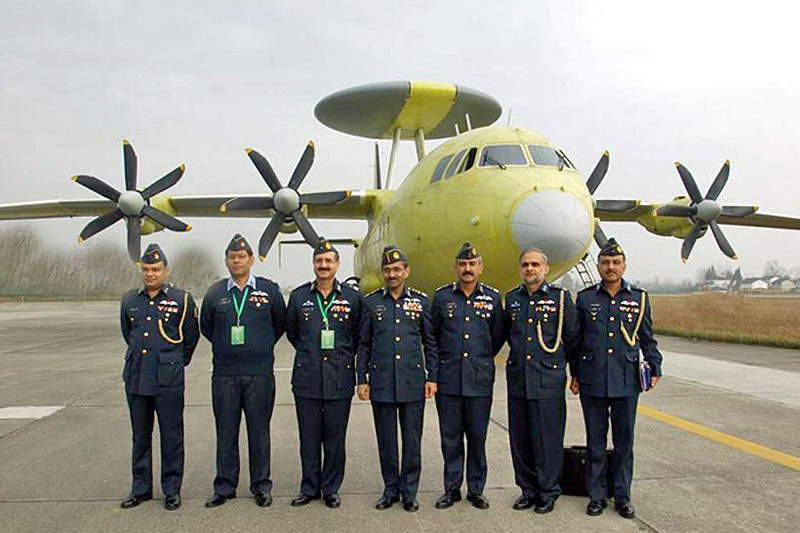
[0,406,64,419]
[639,405,800,472]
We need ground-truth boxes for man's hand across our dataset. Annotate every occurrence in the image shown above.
[425,381,438,399]
[649,376,660,390]
[357,384,370,401]
[569,377,580,395]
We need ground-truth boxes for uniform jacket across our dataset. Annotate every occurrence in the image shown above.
[571,279,663,397]
[200,275,286,377]
[504,282,579,400]
[121,285,200,396]
[430,281,505,397]
[357,285,438,403]
[286,279,363,400]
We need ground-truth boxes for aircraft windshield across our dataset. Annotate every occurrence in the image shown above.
[446,149,467,179]
[478,145,527,168]
[431,154,453,183]
[529,145,573,169]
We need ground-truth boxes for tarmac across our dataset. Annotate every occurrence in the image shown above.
[0,301,798,533]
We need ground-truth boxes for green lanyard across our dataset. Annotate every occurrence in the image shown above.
[316,293,336,330]
[231,286,250,326]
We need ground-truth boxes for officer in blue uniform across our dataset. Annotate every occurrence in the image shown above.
[570,239,663,519]
[430,242,505,510]
[504,247,579,514]
[357,246,438,512]
[286,239,363,509]
[200,234,287,509]
[120,243,200,511]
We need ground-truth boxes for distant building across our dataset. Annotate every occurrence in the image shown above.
[742,277,769,291]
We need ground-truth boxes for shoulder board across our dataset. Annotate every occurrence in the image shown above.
[481,283,500,294]
[292,281,313,293]
[122,288,139,300]
[408,287,427,298]
[630,285,645,292]
[548,284,563,291]
[578,283,599,294]
[435,283,454,292]
[364,288,382,298]
[504,286,523,297]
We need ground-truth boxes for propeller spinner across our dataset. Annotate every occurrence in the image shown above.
[656,161,758,262]
[72,140,191,263]
[222,142,347,261]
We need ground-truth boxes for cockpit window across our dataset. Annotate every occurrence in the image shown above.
[529,145,573,169]
[431,154,453,183]
[479,145,528,168]
[445,149,467,179]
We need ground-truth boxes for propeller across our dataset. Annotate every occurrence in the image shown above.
[222,142,348,260]
[656,161,758,262]
[584,150,634,249]
[72,140,190,263]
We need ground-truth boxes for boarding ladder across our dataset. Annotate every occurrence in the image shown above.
[573,253,598,288]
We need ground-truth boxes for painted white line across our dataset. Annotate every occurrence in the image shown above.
[663,350,800,408]
[0,406,65,419]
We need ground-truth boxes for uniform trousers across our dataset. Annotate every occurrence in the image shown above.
[371,399,425,500]
[435,393,492,495]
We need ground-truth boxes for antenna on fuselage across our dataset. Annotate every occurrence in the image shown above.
[465,113,472,131]
[507,107,513,125]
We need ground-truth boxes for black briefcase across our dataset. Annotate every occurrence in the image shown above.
[560,445,615,497]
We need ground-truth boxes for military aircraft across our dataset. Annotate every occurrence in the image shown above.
[2,81,800,295]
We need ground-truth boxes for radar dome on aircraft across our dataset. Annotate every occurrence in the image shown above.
[314,81,502,140]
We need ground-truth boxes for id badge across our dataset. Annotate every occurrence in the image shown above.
[321,329,335,349]
[230,325,246,346]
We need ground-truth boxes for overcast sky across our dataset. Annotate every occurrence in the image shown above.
[1,0,799,286]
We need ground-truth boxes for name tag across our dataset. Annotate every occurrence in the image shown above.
[230,325,246,346]
[321,329,335,350]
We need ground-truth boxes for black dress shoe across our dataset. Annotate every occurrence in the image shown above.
[466,492,490,510]
[402,498,419,512]
[534,499,555,514]
[323,494,341,508]
[512,494,536,510]
[205,493,234,508]
[290,493,319,507]
[255,492,273,507]
[164,494,181,511]
[434,490,461,509]
[615,501,635,519]
[375,495,399,510]
[120,493,152,509]
[586,499,607,516]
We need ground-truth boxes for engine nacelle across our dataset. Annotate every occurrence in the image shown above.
[636,196,702,239]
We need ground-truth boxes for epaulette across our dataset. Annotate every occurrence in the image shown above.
[292,281,313,293]
[435,282,455,292]
[505,285,523,297]
[480,283,500,294]
[578,283,599,294]
[364,287,383,298]
[408,287,428,298]
[630,285,645,292]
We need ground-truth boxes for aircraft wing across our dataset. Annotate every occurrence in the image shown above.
[595,201,800,231]
[0,189,387,222]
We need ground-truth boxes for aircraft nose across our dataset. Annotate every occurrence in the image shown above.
[510,189,593,265]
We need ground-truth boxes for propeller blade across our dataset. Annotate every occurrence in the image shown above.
[287,141,315,190]
[680,222,704,263]
[141,205,191,232]
[299,191,349,205]
[585,150,609,194]
[675,163,704,204]
[221,196,275,213]
[374,142,382,190]
[708,220,737,259]
[258,214,285,260]
[78,209,124,242]
[593,223,609,249]
[123,140,138,191]
[656,205,697,217]
[721,205,758,217]
[291,210,320,246]
[141,164,186,200]
[246,148,283,193]
[594,199,639,212]
[705,160,730,201]
[72,175,122,202]
[126,217,142,263]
